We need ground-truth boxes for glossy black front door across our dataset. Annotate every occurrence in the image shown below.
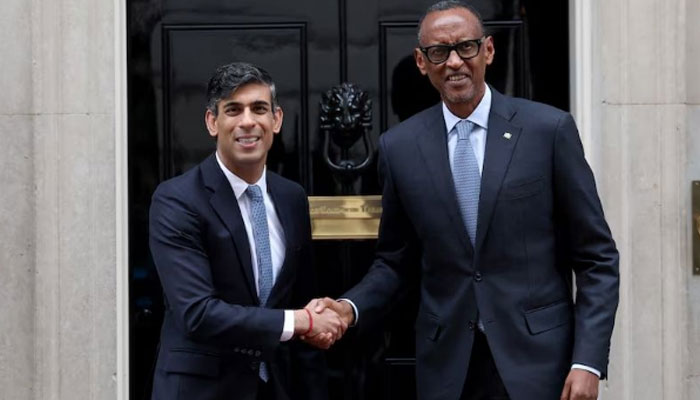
[127,1,569,398]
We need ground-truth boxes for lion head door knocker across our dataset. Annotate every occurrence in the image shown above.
[319,83,374,194]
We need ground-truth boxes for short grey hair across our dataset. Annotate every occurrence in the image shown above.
[206,62,278,116]
[417,1,485,44]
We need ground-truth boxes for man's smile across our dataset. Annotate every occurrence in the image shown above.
[447,73,469,82]
[235,134,262,147]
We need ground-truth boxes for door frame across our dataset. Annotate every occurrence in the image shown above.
[113,1,593,398]
[116,0,130,398]
[570,0,594,155]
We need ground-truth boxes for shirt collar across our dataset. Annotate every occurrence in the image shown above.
[215,152,267,200]
[442,84,492,134]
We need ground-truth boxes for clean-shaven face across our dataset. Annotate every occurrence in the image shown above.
[205,82,283,179]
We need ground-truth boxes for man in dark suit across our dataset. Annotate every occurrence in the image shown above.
[310,2,619,400]
[149,62,344,400]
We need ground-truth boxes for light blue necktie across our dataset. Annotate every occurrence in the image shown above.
[452,120,485,332]
[451,120,481,245]
[246,184,273,381]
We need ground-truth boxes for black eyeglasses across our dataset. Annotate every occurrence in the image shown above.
[419,37,485,64]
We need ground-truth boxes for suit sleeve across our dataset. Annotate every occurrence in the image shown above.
[287,191,329,400]
[552,113,620,378]
[343,135,421,332]
[149,184,284,352]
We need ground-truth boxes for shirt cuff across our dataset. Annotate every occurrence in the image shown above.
[337,298,358,326]
[571,363,601,377]
[280,310,295,341]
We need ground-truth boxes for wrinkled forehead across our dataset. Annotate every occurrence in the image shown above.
[420,8,483,44]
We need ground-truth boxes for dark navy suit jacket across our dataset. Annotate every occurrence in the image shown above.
[345,88,619,400]
[149,154,326,400]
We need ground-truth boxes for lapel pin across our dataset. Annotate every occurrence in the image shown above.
[503,132,512,140]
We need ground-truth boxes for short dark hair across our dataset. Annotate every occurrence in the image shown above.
[206,62,278,116]
[417,0,485,44]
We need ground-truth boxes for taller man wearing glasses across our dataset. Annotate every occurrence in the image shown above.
[311,1,619,399]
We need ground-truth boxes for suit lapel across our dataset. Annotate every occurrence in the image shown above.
[415,104,473,253]
[475,89,521,253]
[201,155,258,303]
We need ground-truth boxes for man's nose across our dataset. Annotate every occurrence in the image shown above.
[239,108,256,127]
[445,49,464,69]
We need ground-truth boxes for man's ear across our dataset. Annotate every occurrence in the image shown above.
[414,48,428,76]
[484,36,495,66]
[272,106,284,134]
[205,109,218,138]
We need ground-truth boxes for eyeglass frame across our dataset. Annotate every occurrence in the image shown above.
[418,37,486,64]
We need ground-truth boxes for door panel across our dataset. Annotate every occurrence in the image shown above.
[127,1,569,398]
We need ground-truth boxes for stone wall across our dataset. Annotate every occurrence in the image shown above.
[0,1,35,398]
[0,0,118,398]
[591,0,693,399]
[685,0,700,396]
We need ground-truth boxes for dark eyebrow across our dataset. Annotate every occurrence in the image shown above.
[220,101,240,109]
[221,100,271,108]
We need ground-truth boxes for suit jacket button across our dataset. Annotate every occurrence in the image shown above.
[474,271,482,282]
[248,349,255,356]
[234,347,240,353]
[254,350,261,357]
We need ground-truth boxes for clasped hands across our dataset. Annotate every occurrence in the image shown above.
[293,297,354,349]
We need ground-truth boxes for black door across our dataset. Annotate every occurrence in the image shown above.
[127,1,569,398]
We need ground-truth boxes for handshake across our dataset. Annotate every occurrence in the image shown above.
[292,298,355,349]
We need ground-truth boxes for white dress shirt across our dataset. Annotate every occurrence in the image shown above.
[444,84,491,174]
[216,153,295,341]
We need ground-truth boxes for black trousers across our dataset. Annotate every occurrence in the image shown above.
[256,379,275,400]
[460,330,510,400]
